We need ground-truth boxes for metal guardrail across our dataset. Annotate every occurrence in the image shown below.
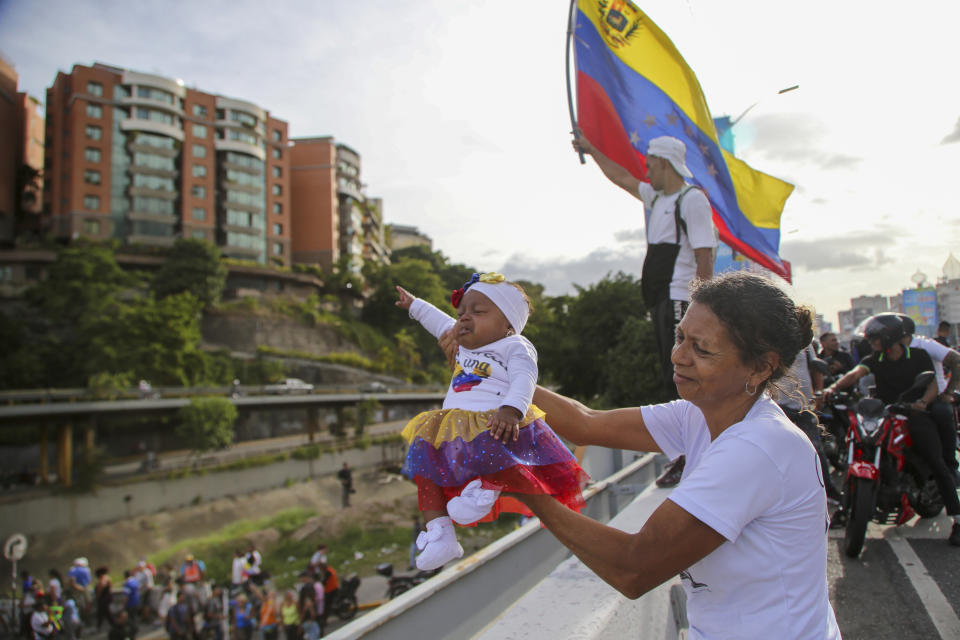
[324,452,664,640]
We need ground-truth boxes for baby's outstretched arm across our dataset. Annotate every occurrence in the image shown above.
[487,405,522,443]
[395,285,416,310]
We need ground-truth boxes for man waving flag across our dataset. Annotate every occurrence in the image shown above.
[570,0,794,281]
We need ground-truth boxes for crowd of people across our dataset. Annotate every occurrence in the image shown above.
[17,543,343,640]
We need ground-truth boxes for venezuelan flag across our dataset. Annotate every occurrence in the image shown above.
[573,0,793,280]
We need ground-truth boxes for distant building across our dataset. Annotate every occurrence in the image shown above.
[0,53,45,245]
[389,224,432,251]
[837,309,855,344]
[289,137,389,274]
[850,294,888,331]
[813,314,832,339]
[42,62,291,264]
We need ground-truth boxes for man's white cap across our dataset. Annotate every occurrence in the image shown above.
[647,136,692,178]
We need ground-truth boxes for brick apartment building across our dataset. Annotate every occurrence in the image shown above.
[289,136,389,273]
[42,63,291,265]
[0,54,45,245]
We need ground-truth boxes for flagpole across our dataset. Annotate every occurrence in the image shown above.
[565,0,585,164]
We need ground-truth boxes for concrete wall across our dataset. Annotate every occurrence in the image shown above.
[0,441,404,539]
[201,312,362,358]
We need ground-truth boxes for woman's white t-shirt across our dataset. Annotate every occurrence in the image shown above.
[642,395,841,640]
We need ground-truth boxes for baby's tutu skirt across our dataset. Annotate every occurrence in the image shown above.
[401,405,588,522]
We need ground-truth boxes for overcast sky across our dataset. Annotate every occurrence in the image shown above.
[2,0,959,328]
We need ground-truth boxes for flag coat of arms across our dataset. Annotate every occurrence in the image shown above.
[573,0,794,280]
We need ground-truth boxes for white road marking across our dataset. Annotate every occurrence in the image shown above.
[888,533,960,639]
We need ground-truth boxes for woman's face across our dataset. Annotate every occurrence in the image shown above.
[671,302,759,408]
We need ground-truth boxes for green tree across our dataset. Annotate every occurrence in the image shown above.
[152,238,227,308]
[176,396,237,454]
[390,245,475,291]
[599,316,669,408]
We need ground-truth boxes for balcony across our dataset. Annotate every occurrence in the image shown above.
[215,138,265,161]
[128,186,178,200]
[127,234,176,248]
[119,95,184,117]
[221,244,262,259]
[127,211,178,224]
[121,70,186,98]
[127,142,178,158]
[121,117,184,142]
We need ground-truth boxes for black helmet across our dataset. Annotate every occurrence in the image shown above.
[895,313,916,336]
[863,314,905,351]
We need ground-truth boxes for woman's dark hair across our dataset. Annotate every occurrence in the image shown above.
[690,272,813,391]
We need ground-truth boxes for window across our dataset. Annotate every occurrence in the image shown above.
[273,242,283,255]
[86,103,102,118]
[230,110,257,128]
[272,166,281,178]
[272,203,282,214]
[193,104,208,117]
[192,164,207,178]
[132,196,174,215]
[87,82,103,97]
[83,195,100,210]
[192,207,206,221]
[84,147,102,162]
[225,129,257,145]
[224,152,264,172]
[83,169,101,185]
[272,184,281,196]
[192,144,206,158]
[192,230,207,240]
[85,125,102,140]
[83,219,101,234]
[133,174,175,191]
[136,107,174,125]
[227,209,251,227]
[272,147,282,159]
[192,124,207,138]
[134,132,175,149]
[136,86,174,104]
[225,169,261,188]
[272,129,282,142]
[272,223,282,235]
[133,152,175,171]
[114,85,131,99]
[191,185,206,198]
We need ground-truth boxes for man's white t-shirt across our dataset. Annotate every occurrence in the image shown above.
[642,396,841,640]
[637,182,717,302]
[910,335,951,392]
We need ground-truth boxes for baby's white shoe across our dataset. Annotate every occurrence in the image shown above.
[446,479,501,525]
[415,516,463,571]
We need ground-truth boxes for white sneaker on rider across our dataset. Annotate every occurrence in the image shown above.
[415,516,463,571]
[446,479,500,525]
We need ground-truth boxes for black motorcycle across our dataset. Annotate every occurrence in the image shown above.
[375,563,440,599]
[328,573,360,620]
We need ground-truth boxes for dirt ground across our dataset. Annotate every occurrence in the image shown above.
[17,469,419,578]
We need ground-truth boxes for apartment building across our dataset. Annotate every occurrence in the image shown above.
[42,63,291,265]
[289,137,389,273]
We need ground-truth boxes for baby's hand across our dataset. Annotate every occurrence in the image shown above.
[395,286,416,310]
[487,405,522,443]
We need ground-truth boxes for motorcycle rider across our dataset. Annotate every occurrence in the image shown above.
[891,313,960,486]
[823,314,960,546]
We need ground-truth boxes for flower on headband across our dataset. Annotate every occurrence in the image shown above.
[451,273,481,308]
[478,272,506,284]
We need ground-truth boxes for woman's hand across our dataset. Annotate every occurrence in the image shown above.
[395,285,416,310]
[488,405,522,443]
[438,328,459,370]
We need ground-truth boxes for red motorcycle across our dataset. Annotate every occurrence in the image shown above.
[832,372,944,558]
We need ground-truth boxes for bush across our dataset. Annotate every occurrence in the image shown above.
[176,397,237,454]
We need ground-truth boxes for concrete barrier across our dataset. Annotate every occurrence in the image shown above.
[323,452,674,640]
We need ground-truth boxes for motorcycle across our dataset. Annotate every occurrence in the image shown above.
[328,573,360,621]
[828,371,944,558]
[374,563,440,599]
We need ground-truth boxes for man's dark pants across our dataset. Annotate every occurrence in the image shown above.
[652,298,688,399]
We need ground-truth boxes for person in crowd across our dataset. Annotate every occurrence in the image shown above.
[573,132,717,488]
[179,554,205,611]
[279,590,299,640]
[818,332,856,376]
[61,599,81,640]
[46,570,63,605]
[440,272,841,637]
[395,274,587,570]
[259,589,279,640]
[231,549,247,592]
[244,545,263,587]
[30,599,53,640]
[122,570,140,621]
[94,566,113,630]
[778,341,842,502]
[337,463,354,508]
[299,605,320,640]
[108,609,138,640]
[233,594,254,640]
[203,585,225,640]
[165,592,191,640]
[307,544,327,577]
[824,313,960,546]
[936,320,953,347]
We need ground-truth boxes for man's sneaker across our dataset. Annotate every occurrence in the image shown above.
[446,479,500,525]
[949,522,960,547]
[415,517,463,570]
[656,456,686,488]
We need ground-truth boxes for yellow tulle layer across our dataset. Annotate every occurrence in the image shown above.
[401,405,546,449]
